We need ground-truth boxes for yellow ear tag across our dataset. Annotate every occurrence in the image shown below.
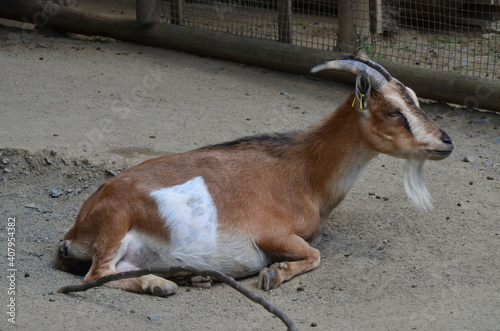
[352,93,365,109]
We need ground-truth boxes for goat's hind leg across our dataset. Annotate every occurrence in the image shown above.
[84,236,178,297]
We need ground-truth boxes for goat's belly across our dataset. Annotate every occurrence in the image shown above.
[115,177,269,278]
[116,230,269,279]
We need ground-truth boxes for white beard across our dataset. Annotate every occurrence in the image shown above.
[404,158,433,211]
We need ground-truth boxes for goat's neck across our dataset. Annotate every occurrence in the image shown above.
[293,97,378,216]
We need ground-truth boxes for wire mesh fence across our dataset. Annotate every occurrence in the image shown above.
[156,0,499,79]
[355,1,500,79]
[157,0,338,49]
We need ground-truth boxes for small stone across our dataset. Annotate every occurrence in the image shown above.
[473,117,490,125]
[311,322,318,327]
[148,314,162,321]
[25,203,37,209]
[493,137,500,143]
[487,176,494,180]
[44,157,53,165]
[25,156,33,164]
[51,188,63,197]
[1,157,10,165]
[296,286,304,292]
[105,169,117,176]
[49,298,56,302]
[463,156,475,163]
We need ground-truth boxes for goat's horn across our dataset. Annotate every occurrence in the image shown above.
[310,57,390,90]
[342,55,392,81]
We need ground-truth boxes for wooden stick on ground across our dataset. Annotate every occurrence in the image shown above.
[58,266,298,331]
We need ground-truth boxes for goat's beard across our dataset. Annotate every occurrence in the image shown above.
[404,158,433,211]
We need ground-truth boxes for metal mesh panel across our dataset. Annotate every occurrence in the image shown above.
[354,1,500,79]
[157,0,499,79]
[157,1,339,49]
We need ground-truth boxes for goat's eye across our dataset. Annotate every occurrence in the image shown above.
[387,111,400,118]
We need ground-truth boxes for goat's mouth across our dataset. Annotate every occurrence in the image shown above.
[425,149,453,160]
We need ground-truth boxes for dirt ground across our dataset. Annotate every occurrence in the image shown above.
[1,21,499,331]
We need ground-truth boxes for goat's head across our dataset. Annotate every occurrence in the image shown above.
[311,56,455,210]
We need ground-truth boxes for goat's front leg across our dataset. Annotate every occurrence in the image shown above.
[257,235,321,291]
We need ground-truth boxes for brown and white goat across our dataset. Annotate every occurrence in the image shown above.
[56,56,454,295]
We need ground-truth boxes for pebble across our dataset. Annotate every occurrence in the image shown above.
[25,203,37,209]
[311,322,318,327]
[472,117,490,125]
[105,169,117,176]
[493,137,500,143]
[463,156,475,163]
[148,314,162,321]
[1,157,10,165]
[51,188,64,197]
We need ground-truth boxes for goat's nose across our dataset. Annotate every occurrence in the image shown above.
[440,131,453,144]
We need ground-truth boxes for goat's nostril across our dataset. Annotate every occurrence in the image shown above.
[441,136,452,144]
[440,132,453,144]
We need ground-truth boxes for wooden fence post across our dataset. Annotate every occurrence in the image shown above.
[171,0,183,25]
[136,0,156,24]
[277,0,292,44]
[337,0,355,52]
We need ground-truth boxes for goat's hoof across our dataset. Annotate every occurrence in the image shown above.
[257,268,277,291]
[189,275,212,289]
[59,241,69,257]
[151,282,178,297]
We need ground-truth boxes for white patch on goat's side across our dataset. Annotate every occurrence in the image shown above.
[150,176,218,259]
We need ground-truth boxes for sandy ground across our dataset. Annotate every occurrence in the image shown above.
[0,23,499,331]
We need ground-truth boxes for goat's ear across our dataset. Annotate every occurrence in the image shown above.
[354,71,371,111]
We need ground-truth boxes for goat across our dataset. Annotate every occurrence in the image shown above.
[56,56,454,295]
